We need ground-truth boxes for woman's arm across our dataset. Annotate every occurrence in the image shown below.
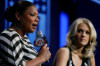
[26,44,51,66]
[53,47,69,66]
[0,32,51,66]
[90,53,95,66]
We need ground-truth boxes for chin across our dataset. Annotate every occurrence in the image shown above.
[31,29,35,32]
[80,42,87,46]
[27,30,34,33]
[81,44,87,46]
[30,30,35,33]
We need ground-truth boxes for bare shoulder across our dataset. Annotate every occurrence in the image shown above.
[55,47,70,58]
[57,47,69,55]
[53,47,70,66]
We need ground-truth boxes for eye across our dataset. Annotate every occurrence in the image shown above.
[86,31,90,34]
[30,14,34,16]
[37,16,39,19]
[77,29,83,33]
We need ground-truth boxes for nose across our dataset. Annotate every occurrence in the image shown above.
[36,16,39,22]
[82,32,86,37]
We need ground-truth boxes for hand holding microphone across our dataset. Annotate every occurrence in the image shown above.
[38,44,51,63]
[34,31,51,62]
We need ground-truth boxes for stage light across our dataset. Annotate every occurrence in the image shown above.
[59,11,69,48]
[41,5,46,12]
[91,0,100,5]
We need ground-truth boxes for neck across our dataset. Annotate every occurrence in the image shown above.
[74,46,85,57]
[76,47,84,54]
[10,25,25,38]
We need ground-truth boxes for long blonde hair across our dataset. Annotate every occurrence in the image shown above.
[67,18,97,58]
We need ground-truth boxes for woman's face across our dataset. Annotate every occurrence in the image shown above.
[20,5,39,33]
[74,23,90,47]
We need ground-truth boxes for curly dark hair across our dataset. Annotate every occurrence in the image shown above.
[4,1,35,22]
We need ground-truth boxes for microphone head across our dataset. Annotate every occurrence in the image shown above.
[34,37,44,47]
[36,31,43,37]
[34,31,47,47]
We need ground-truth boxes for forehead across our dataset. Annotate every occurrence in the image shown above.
[24,5,38,14]
[77,23,90,31]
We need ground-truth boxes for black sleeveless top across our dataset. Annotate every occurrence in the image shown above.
[67,47,90,66]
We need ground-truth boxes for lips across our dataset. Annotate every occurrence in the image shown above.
[32,24,37,26]
[32,24,38,29]
[81,39,86,41]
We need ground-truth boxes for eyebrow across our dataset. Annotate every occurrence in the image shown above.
[79,28,90,32]
[32,11,38,15]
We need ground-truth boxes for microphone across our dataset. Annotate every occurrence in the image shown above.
[34,31,49,62]
[34,31,47,47]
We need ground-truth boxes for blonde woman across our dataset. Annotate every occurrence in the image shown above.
[53,18,97,66]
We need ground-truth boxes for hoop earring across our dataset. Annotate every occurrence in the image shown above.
[14,22,20,30]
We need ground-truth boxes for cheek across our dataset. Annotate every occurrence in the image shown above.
[74,36,80,44]
[24,18,33,25]
[87,35,90,41]
[23,15,33,22]
[74,35,80,43]
[26,17,32,22]
[75,34,81,39]
[23,19,32,28]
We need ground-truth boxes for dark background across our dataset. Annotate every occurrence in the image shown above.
[0,0,100,66]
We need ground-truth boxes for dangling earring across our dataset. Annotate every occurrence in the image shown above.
[72,38,74,41]
[71,37,74,44]
[14,22,20,30]
[14,17,23,30]
[90,42,92,45]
